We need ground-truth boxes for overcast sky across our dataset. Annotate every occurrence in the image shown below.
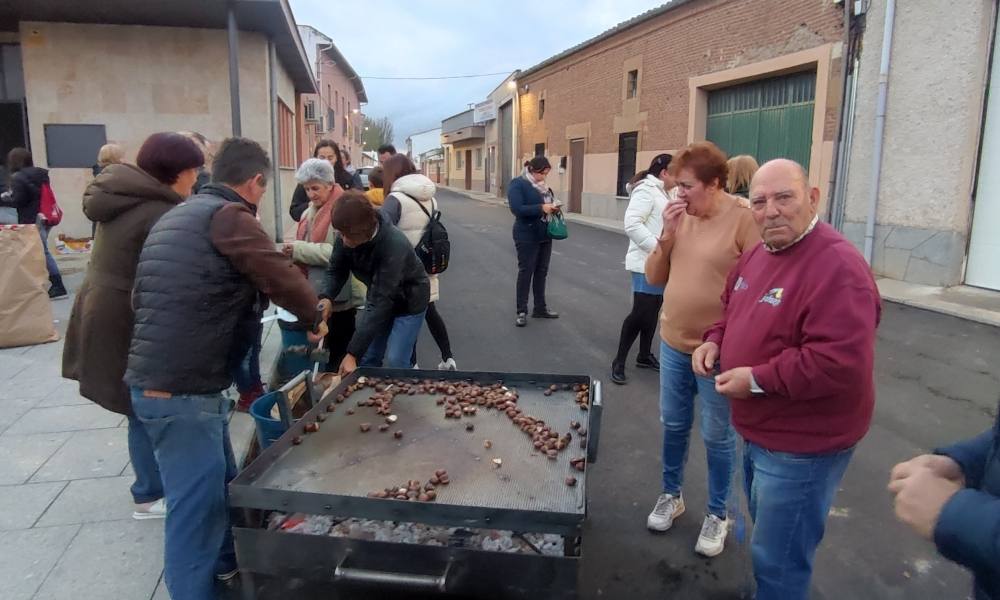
[288,0,665,146]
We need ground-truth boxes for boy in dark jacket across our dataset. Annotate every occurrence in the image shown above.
[320,191,429,375]
[890,405,1000,600]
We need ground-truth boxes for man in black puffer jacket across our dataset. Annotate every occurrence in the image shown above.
[320,191,429,375]
[125,138,321,600]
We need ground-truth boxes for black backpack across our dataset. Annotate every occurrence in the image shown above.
[413,197,450,274]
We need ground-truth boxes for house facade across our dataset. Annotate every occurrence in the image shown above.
[441,109,486,192]
[514,0,844,221]
[297,25,367,166]
[838,0,1000,289]
[0,0,316,241]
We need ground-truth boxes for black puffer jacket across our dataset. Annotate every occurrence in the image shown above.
[325,211,429,358]
[1,166,49,224]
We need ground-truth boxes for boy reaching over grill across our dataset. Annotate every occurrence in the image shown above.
[320,191,430,374]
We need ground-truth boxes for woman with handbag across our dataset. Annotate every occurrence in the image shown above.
[508,156,560,327]
[611,153,675,385]
[282,158,366,370]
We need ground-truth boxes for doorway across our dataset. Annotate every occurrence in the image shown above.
[967,23,1000,289]
[0,44,28,190]
[568,139,585,214]
[464,150,472,190]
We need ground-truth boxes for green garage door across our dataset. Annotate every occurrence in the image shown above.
[706,71,815,170]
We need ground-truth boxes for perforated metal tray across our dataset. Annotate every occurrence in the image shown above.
[230,368,603,535]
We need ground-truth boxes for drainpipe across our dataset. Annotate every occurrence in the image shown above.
[863,0,896,263]
[227,4,242,137]
[267,39,283,242]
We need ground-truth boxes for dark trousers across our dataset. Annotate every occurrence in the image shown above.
[614,292,663,364]
[412,301,453,365]
[325,308,357,369]
[515,239,552,314]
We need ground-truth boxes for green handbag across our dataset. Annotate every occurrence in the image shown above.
[547,212,568,240]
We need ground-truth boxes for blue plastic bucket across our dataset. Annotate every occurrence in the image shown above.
[278,322,313,380]
[250,391,291,449]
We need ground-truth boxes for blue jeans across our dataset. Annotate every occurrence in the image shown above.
[131,388,238,600]
[232,321,263,393]
[38,224,60,279]
[743,441,854,600]
[126,414,163,504]
[659,340,736,517]
[360,311,427,368]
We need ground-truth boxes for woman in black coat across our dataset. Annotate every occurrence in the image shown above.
[507,156,559,327]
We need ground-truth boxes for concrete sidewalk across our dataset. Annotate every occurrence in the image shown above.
[442,184,1000,328]
[0,261,272,600]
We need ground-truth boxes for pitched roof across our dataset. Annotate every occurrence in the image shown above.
[518,0,695,80]
[300,25,368,104]
[1,0,316,93]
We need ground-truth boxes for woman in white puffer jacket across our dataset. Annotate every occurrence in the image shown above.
[380,154,457,370]
[611,153,676,385]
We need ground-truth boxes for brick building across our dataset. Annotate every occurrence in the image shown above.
[297,25,366,165]
[515,0,845,220]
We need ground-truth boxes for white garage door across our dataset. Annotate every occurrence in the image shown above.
[967,30,1000,290]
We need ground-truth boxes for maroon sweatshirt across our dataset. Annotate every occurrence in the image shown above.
[704,222,882,454]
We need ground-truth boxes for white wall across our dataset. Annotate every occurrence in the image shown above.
[841,0,993,285]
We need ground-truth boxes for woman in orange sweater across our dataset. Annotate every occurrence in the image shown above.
[643,141,761,558]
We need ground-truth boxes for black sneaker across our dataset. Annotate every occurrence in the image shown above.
[611,362,627,385]
[49,283,69,300]
[531,308,559,319]
[636,353,660,371]
[515,312,527,327]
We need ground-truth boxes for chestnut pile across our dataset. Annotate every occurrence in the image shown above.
[331,376,591,474]
[367,469,449,502]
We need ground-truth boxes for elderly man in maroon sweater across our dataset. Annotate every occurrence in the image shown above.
[693,159,881,600]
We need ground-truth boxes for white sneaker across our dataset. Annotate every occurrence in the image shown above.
[438,358,457,371]
[694,514,729,557]
[132,498,167,520]
[647,493,685,531]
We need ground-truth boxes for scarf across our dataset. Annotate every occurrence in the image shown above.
[522,167,552,201]
[294,185,343,275]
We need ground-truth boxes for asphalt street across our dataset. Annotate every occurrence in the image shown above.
[408,188,998,600]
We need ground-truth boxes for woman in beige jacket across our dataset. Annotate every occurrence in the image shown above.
[284,158,365,367]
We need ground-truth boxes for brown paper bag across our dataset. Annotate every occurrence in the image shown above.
[0,225,59,347]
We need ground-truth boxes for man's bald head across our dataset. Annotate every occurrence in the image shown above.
[752,159,809,193]
[748,158,819,251]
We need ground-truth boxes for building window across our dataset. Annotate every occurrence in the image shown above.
[43,124,107,168]
[475,148,482,168]
[456,150,463,169]
[278,100,295,168]
[627,69,639,99]
[616,132,638,196]
[538,97,545,120]
[534,143,545,158]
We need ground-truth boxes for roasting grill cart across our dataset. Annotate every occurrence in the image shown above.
[230,368,603,599]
